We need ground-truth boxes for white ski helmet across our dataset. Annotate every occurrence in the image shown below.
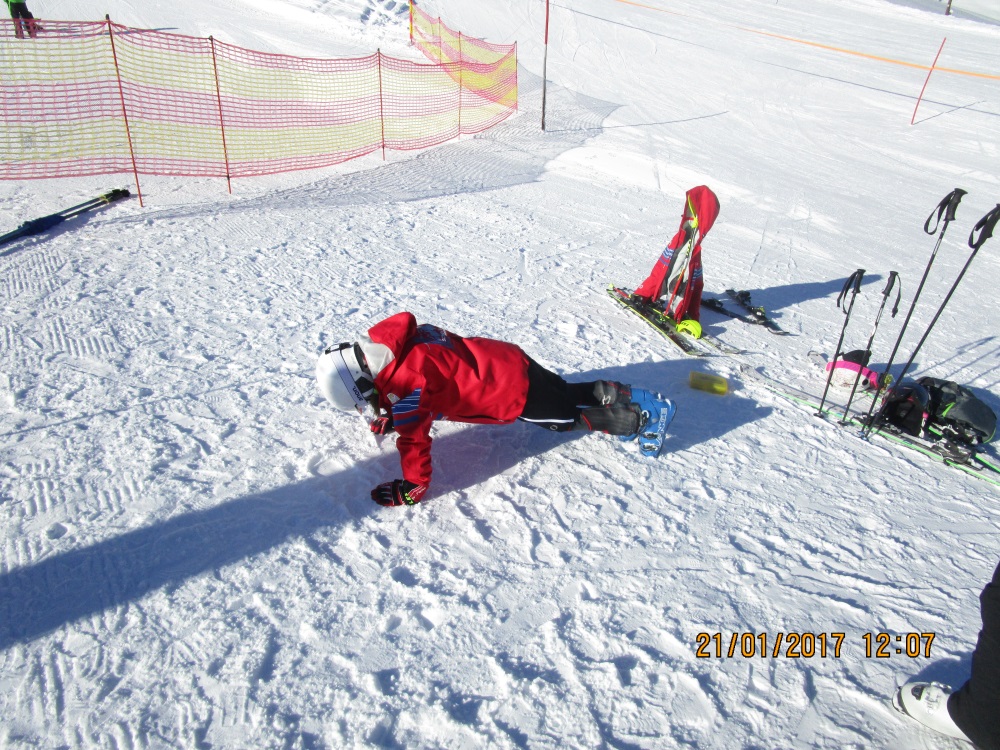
[316,342,376,414]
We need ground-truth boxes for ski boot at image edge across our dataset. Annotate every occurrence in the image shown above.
[892,681,972,743]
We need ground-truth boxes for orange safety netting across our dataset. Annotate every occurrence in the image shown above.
[410,2,518,130]
[0,8,517,186]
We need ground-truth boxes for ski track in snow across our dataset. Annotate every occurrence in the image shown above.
[2,0,1000,747]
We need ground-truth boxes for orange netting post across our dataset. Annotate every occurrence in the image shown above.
[106,16,143,206]
[377,50,387,160]
[458,32,463,135]
[542,0,551,130]
[514,43,518,113]
[911,37,947,126]
[209,37,233,193]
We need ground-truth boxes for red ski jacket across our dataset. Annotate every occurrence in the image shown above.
[367,312,530,487]
[634,185,720,322]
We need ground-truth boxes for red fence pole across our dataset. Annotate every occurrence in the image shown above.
[377,50,387,160]
[106,16,143,207]
[457,32,463,135]
[209,37,233,194]
[514,42,519,112]
[911,37,947,125]
[541,0,550,130]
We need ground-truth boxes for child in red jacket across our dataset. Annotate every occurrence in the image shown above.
[317,312,661,507]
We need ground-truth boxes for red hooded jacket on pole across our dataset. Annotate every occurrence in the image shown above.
[633,185,720,322]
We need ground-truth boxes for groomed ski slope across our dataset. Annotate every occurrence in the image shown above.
[2,0,999,747]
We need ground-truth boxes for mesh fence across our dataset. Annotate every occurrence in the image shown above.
[0,6,517,188]
[410,1,518,136]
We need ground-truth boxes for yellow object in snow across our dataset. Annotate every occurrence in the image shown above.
[689,370,728,395]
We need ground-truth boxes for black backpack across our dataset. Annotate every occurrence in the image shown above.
[881,377,996,448]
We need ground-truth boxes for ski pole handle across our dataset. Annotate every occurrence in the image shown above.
[851,268,865,295]
[836,268,865,311]
[969,204,1000,251]
[819,268,865,416]
[882,271,901,316]
[924,188,967,235]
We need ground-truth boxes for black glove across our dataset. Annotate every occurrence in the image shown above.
[370,416,394,435]
[371,479,427,507]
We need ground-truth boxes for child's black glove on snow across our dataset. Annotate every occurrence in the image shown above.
[369,416,394,435]
[371,479,427,507]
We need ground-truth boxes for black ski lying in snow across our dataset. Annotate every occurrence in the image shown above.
[711,289,791,335]
[738,363,1000,489]
[701,297,764,326]
[607,285,741,357]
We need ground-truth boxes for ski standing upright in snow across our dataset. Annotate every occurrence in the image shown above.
[610,186,742,356]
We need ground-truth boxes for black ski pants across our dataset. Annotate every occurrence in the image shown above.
[949,558,1000,750]
[8,2,37,38]
[517,358,609,432]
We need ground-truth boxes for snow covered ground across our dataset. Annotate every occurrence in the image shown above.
[2,0,1000,747]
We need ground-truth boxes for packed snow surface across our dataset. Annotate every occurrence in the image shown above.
[2,0,1000,747]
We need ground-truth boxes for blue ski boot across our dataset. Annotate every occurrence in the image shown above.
[622,388,676,457]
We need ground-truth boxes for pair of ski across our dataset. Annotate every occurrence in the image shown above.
[740,363,1000,488]
[0,188,131,251]
[702,289,790,336]
[607,285,741,357]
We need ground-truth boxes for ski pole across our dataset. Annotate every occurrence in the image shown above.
[817,268,865,416]
[839,271,900,424]
[890,203,1000,390]
[861,188,966,435]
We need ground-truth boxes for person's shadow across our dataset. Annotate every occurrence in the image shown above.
[0,361,766,649]
[903,655,973,693]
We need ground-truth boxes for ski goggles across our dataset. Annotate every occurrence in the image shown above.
[324,342,377,420]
